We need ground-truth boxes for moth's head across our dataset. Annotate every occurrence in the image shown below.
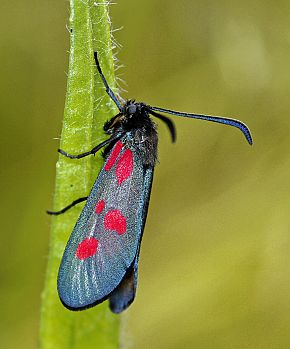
[124,100,146,118]
[104,100,149,134]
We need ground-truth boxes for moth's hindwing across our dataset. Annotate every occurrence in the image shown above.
[57,139,153,310]
[108,252,138,314]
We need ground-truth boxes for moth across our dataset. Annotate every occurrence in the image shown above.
[48,52,252,313]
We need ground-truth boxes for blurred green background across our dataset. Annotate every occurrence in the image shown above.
[1,0,290,348]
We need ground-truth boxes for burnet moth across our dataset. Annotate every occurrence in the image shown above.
[48,52,253,314]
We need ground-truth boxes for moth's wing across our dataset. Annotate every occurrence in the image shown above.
[108,249,139,313]
[108,166,153,313]
[58,140,153,310]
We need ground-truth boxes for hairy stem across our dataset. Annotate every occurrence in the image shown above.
[40,1,120,348]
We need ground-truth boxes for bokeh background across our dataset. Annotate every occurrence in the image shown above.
[1,0,290,348]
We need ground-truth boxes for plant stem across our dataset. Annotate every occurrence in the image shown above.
[40,1,120,348]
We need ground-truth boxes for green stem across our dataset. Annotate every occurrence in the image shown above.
[40,1,120,348]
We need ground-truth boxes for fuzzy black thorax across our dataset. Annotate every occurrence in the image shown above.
[104,100,158,167]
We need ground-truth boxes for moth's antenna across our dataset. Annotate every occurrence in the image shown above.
[94,52,123,113]
[147,108,176,143]
[149,106,253,145]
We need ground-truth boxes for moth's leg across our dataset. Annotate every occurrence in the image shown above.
[58,133,121,159]
[47,196,88,216]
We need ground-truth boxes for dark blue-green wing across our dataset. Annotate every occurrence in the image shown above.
[57,140,153,312]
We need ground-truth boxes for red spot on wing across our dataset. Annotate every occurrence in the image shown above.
[116,149,133,185]
[104,141,123,171]
[95,199,105,214]
[104,210,127,235]
[76,237,99,260]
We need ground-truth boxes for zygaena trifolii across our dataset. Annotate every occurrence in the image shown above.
[48,52,252,313]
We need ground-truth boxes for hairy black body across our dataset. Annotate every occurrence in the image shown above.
[103,100,159,167]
